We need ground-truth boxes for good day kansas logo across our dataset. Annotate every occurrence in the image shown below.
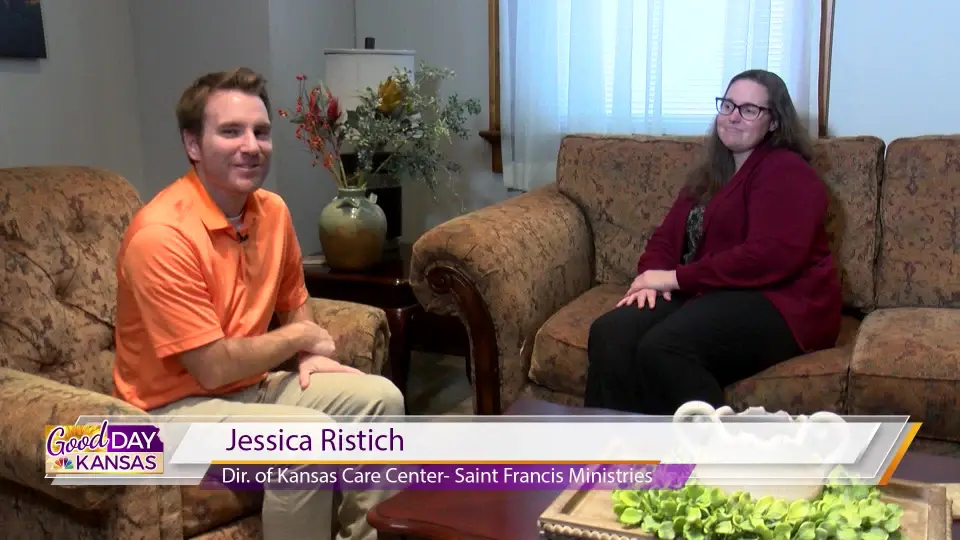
[45,420,164,475]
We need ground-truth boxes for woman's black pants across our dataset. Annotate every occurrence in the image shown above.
[583,289,802,415]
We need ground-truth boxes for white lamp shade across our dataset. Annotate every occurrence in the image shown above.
[323,48,416,112]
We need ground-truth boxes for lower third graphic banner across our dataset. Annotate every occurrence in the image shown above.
[45,414,920,490]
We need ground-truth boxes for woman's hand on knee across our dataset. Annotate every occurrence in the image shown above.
[297,354,363,388]
[633,270,679,293]
[617,288,670,308]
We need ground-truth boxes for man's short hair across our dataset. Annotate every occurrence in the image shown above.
[175,67,272,138]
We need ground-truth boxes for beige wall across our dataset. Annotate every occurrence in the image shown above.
[0,0,143,186]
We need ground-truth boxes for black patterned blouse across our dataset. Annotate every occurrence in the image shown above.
[682,204,706,264]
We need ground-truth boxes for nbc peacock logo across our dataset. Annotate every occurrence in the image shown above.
[52,457,74,471]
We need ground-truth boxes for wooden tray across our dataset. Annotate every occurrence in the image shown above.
[538,480,951,540]
[942,483,960,518]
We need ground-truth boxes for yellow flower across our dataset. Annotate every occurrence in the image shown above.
[377,77,403,114]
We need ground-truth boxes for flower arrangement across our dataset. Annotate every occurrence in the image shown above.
[278,63,482,198]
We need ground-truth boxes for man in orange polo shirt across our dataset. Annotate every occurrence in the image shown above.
[112,67,404,540]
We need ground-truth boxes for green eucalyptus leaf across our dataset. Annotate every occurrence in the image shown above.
[732,514,752,532]
[753,496,774,515]
[618,490,642,507]
[860,502,885,523]
[786,499,811,521]
[841,509,863,529]
[618,507,643,526]
[886,503,904,518]
[765,500,790,520]
[795,521,817,540]
[715,520,734,534]
[657,521,676,539]
[671,516,686,535]
[836,526,858,540]
[682,520,705,540]
[772,522,793,538]
[862,527,890,540]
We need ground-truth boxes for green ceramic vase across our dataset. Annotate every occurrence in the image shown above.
[318,187,388,271]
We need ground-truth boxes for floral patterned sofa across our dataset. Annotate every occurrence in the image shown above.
[410,134,960,452]
[0,166,391,539]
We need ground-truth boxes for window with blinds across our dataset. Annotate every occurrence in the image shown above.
[551,0,790,134]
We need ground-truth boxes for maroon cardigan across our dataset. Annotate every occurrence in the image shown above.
[636,144,842,352]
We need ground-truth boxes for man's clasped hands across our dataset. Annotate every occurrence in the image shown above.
[290,319,362,388]
[617,269,679,309]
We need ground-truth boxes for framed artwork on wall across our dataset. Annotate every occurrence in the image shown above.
[0,0,47,59]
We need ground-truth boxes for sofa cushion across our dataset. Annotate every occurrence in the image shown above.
[725,316,861,414]
[529,284,624,395]
[849,307,960,442]
[877,136,960,308]
[529,284,859,411]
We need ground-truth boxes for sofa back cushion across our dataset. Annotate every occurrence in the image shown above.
[555,134,884,310]
[810,137,885,311]
[877,136,960,308]
[0,166,141,394]
[555,135,699,286]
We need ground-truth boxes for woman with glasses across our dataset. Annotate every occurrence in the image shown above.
[584,69,842,415]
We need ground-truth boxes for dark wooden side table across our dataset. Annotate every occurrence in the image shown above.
[302,243,470,400]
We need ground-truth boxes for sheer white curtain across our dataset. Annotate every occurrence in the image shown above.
[499,0,822,190]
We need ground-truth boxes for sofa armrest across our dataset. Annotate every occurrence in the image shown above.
[0,367,182,537]
[307,297,390,375]
[410,184,594,414]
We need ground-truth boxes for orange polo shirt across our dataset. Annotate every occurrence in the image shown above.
[112,169,309,411]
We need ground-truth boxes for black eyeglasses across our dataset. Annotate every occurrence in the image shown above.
[716,98,770,120]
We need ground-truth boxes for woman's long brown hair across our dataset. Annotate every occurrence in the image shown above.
[683,69,814,204]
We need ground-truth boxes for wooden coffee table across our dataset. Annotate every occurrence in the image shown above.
[367,398,960,539]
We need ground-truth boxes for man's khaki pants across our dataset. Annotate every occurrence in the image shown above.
[153,372,405,540]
